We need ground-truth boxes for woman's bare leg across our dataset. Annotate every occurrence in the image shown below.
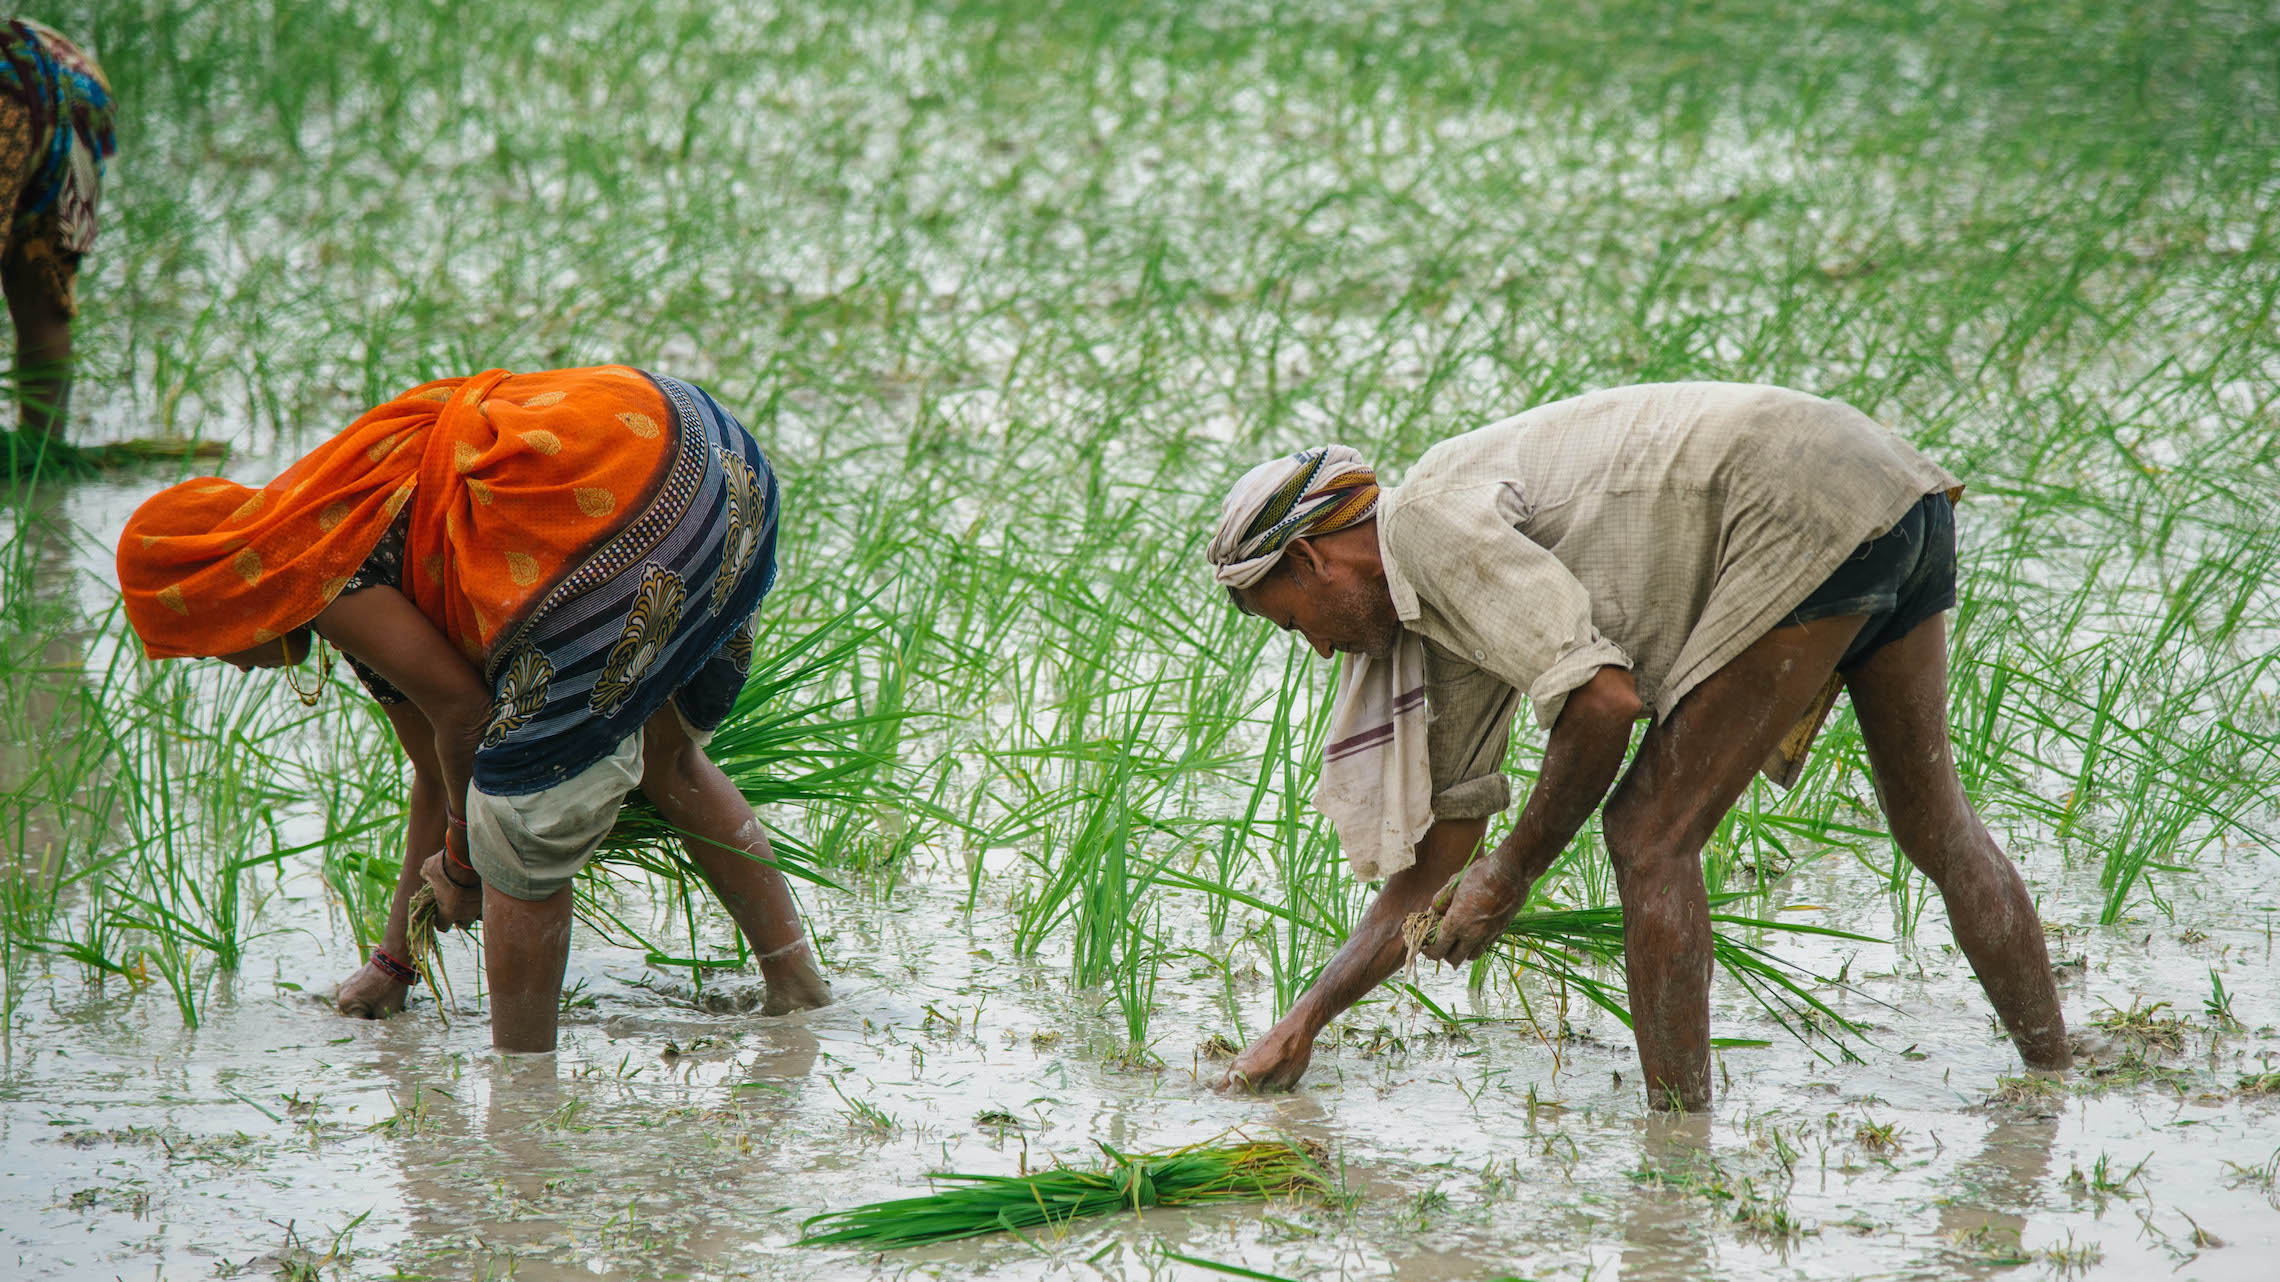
[640,705,831,1013]
[484,882,575,1052]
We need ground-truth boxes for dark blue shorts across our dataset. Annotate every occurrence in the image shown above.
[1782,491,1956,671]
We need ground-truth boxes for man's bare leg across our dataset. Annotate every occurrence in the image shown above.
[1600,614,1865,1110]
[1844,615,2070,1069]
[639,706,831,1014]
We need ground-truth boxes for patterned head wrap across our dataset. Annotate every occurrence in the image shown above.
[119,365,670,663]
[1206,445,1381,591]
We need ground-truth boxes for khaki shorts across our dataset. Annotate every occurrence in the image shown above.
[466,707,713,901]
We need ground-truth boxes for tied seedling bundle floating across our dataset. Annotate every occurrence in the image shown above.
[1403,895,1879,1058]
[801,1135,1331,1247]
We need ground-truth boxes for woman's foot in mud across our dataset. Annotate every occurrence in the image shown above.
[335,961,411,1019]
[759,955,833,1015]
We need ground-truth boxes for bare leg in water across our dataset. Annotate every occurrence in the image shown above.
[482,704,832,1053]
[1600,613,1866,1110]
[638,703,833,1015]
[1844,614,2069,1068]
[483,882,575,1053]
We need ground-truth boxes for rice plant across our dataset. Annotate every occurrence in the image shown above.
[1403,899,1881,1057]
[800,1134,1332,1247]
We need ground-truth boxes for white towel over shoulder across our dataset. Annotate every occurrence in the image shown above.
[1313,633,1432,881]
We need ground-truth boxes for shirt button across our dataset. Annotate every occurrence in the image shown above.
[1472,649,1484,661]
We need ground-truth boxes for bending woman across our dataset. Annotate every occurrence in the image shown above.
[117,366,832,1050]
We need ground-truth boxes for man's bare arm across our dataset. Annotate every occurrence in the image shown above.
[1423,664,1641,964]
[1218,816,1488,1092]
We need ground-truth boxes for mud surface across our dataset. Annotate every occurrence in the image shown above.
[4,829,2276,1280]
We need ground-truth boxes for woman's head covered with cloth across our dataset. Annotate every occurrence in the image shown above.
[118,395,434,662]
[117,366,667,666]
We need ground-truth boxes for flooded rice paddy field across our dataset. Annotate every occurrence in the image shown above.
[6,0,2280,1277]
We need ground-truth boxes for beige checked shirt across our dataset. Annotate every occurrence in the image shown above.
[1381,382,1960,819]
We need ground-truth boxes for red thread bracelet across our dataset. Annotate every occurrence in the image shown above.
[372,948,420,985]
[440,809,480,888]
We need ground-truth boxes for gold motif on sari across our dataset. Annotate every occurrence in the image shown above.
[591,563,685,717]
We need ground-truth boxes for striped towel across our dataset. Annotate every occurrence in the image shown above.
[1314,633,1432,881]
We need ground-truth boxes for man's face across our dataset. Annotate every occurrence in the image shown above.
[1239,554,1402,660]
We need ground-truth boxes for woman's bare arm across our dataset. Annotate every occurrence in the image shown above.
[335,698,451,1015]
[312,585,492,807]
[376,700,448,945]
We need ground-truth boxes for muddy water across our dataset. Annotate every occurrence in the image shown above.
[3,821,2275,1280]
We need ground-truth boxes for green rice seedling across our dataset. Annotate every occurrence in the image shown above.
[800,1134,1331,1247]
[2204,969,2242,1032]
[603,608,909,865]
[1476,903,1876,1056]
[1111,898,1162,1058]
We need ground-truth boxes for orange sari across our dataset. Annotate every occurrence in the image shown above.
[120,365,673,666]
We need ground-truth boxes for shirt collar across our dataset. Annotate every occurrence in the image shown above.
[1376,493,1421,622]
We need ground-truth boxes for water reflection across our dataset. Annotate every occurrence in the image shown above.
[365,1017,825,1280]
[0,478,93,853]
[1619,1112,1717,1279]
[1934,1117,2058,1273]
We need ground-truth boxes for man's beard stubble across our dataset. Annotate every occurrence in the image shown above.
[1322,577,1403,660]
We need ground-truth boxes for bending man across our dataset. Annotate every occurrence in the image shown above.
[1206,382,2068,1110]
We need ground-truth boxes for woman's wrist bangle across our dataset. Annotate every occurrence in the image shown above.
[441,848,481,889]
[440,826,481,888]
[371,948,420,985]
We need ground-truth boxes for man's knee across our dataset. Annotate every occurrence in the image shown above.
[1875,772,1986,884]
[1602,787,1680,884]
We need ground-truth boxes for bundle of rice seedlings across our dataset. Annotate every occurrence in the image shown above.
[602,606,911,886]
[800,1134,1331,1247]
[1405,896,1879,1057]
[401,883,454,1017]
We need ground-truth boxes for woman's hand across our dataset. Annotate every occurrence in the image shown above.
[335,960,411,1019]
[420,853,485,930]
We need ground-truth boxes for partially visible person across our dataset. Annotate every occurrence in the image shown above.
[0,17,114,451]
[117,365,832,1051]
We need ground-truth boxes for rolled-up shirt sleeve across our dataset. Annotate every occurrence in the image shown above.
[1386,484,1632,731]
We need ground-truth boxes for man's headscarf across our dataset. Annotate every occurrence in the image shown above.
[1206,445,1381,591]
[1206,444,1432,883]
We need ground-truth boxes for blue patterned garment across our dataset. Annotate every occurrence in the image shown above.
[340,373,779,796]
[0,20,113,243]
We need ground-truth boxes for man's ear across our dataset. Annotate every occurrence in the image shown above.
[1282,537,1324,586]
